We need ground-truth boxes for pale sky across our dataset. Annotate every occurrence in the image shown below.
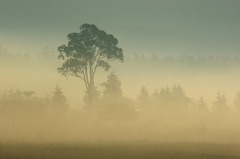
[0,0,239,56]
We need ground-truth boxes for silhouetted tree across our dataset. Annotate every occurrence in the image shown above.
[57,24,123,108]
[153,84,190,112]
[101,72,123,100]
[212,92,228,112]
[158,86,172,102]
[83,86,100,108]
[100,72,136,123]
[197,96,208,112]
[234,92,240,112]
[137,87,150,105]
[136,87,153,119]
[51,85,68,111]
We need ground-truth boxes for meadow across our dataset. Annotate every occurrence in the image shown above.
[0,143,240,159]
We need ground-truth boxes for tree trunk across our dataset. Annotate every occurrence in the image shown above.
[84,79,95,110]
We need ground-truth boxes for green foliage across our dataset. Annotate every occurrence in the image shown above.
[57,24,123,107]
[58,24,123,62]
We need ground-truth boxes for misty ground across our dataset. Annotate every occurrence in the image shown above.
[1,1,240,158]
[0,143,240,159]
[1,49,240,158]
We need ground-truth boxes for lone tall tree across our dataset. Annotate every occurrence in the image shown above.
[57,24,123,108]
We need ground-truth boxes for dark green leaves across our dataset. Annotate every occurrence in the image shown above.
[58,58,85,78]
[58,23,123,80]
[97,60,111,71]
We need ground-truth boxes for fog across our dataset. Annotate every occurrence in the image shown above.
[0,47,240,144]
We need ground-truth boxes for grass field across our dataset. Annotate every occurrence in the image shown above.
[0,143,240,159]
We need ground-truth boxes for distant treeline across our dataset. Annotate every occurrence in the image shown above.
[0,85,68,119]
[1,73,240,123]
[123,54,240,70]
[1,73,240,143]
[1,46,240,69]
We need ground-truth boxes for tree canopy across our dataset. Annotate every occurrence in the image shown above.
[57,24,123,107]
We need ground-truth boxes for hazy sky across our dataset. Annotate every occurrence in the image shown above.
[0,0,239,56]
